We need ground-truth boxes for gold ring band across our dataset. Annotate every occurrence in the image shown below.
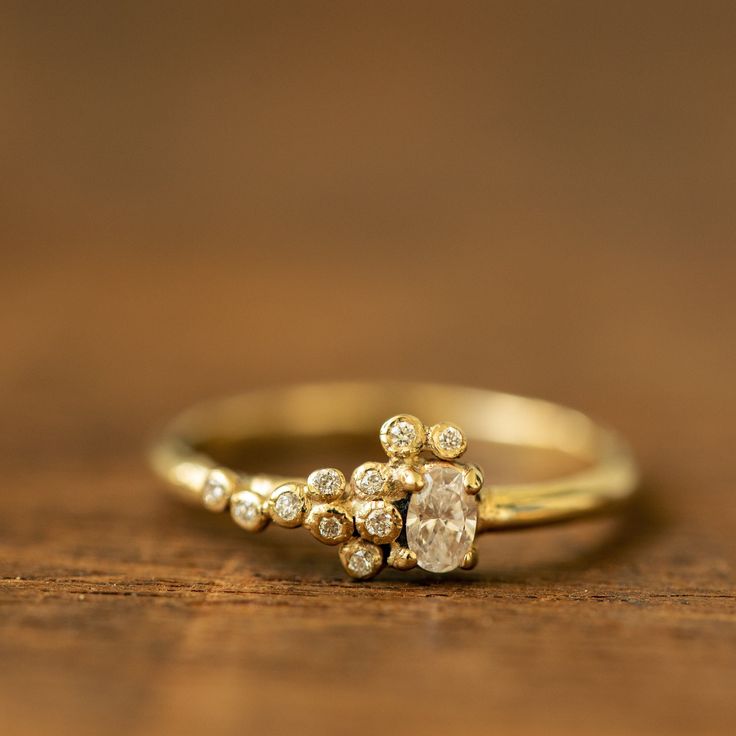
[149,382,639,579]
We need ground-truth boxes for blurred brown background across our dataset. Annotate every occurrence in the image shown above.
[1,3,735,736]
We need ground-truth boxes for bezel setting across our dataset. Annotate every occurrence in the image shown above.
[268,482,307,527]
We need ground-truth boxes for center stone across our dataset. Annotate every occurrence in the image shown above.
[406,462,478,573]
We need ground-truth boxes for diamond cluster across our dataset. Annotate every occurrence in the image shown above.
[205,413,481,580]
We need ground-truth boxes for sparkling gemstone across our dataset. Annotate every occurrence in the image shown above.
[381,415,425,457]
[390,421,417,448]
[274,491,301,521]
[438,426,463,452]
[406,463,477,573]
[311,468,343,498]
[318,516,343,539]
[347,548,374,577]
[365,509,394,537]
[356,468,384,497]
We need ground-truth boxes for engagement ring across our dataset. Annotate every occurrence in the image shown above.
[149,382,638,580]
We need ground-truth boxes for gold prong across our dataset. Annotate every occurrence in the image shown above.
[462,465,484,495]
[395,465,425,493]
[388,543,417,570]
[461,546,478,570]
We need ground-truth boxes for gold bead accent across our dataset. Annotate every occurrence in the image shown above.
[462,465,484,495]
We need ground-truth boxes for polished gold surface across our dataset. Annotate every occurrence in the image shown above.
[149,381,639,576]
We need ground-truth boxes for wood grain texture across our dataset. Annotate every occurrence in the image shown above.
[1,3,735,736]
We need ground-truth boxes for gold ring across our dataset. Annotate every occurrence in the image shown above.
[149,382,639,580]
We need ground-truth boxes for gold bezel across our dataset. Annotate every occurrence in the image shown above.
[350,461,389,500]
[379,414,426,458]
[305,504,354,545]
[201,467,238,512]
[339,538,384,580]
[428,422,467,460]
[230,489,269,532]
[355,499,403,545]
[268,482,307,528]
[306,467,346,502]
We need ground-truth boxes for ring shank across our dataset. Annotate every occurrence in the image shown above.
[149,382,639,532]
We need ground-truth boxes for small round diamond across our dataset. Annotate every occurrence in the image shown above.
[430,423,467,459]
[347,548,374,577]
[274,492,300,521]
[339,539,383,580]
[357,502,402,543]
[365,509,394,537]
[202,470,232,512]
[380,415,425,457]
[233,498,258,523]
[352,463,386,499]
[306,506,353,545]
[230,490,268,532]
[307,468,345,500]
[391,421,416,447]
[439,427,462,450]
[360,469,383,493]
[269,483,306,527]
[204,483,226,505]
[318,516,343,539]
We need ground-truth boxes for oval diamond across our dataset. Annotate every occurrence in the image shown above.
[406,462,478,573]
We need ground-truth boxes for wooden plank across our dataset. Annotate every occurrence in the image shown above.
[1,4,735,735]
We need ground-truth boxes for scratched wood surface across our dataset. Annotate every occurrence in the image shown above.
[1,4,735,736]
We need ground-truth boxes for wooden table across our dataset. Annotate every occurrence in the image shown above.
[1,4,735,735]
